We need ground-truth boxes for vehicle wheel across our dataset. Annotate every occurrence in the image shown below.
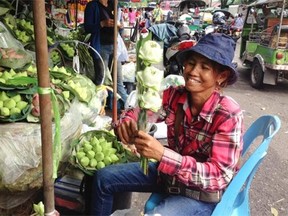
[250,60,264,89]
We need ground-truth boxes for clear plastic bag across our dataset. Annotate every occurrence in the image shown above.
[0,101,82,186]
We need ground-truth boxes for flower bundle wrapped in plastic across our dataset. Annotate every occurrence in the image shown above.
[136,38,164,174]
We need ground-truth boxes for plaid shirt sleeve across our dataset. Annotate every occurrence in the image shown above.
[158,88,244,192]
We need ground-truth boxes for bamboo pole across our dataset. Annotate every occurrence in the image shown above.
[32,1,55,215]
[112,0,119,122]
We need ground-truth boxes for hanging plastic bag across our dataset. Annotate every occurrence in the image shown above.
[117,34,128,62]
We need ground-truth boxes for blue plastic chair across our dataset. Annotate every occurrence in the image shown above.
[144,115,281,215]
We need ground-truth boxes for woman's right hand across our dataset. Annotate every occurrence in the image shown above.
[100,19,114,27]
[115,119,138,145]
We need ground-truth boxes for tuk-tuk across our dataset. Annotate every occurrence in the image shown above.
[240,0,288,88]
[175,0,208,31]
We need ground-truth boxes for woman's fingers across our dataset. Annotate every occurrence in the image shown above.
[117,120,138,144]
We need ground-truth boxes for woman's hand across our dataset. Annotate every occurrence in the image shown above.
[116,119,138,145]
[134,130,164,161]
[100,19,114,27]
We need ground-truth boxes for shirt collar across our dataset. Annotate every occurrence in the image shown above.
[178,90,221,123]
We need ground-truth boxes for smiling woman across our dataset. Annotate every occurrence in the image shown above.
[90,33,244,216]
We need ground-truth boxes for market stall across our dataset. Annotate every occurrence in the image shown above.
[0,0,126,214]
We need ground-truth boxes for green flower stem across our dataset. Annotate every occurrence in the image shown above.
[137,109,149,175]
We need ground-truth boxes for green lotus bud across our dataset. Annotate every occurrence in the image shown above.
[98,137,106,143]
[0,91,9,101]
[76,151,86,160]
[2,71,12,80]
[89,158,97,168]
[62,91,70,99]
[95,152,104,162]
[11,94,21,103]
[80,156,90,167]
[0,107,10,116]
[104,156,112,166]
[9,69,16,76]
[0,101,3,108]
[91,137,100,146]
[10,107,21,115]
[0,78,6,83]
[96,161,105,169]
[3,99,16,109]
[93,144,102,153]
[16,101,28,110]
[110,154,119,162]
[87,150,95,159]
[83,143,93,152]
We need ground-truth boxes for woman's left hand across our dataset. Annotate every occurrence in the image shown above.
[134,130,164,161]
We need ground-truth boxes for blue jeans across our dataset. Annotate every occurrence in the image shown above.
[101,45,128,105]
[90,162,216,216]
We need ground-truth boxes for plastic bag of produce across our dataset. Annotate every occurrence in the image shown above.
[0,21,24,49]
[0,101,82,186]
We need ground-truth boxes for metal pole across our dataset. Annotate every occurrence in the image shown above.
[276,0,286,48]
[32,1,55,215]
[112,0,119,122]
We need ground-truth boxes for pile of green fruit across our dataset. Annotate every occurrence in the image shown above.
[72,130,125,175]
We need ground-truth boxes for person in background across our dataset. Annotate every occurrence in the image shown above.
[90,33,244,216]
[128,7,137,27]
[230,13,244,35]
[152,3,163,24]
[84,0,128,107]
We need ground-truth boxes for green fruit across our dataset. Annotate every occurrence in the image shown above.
[89,158,97,168]
[0,107,10,116]
[76,151,86,160]
[16,101,28,110]
[87,150,95,159]
[10,107,21,115]
[96,161,105,170]
[95,152,104,162]
[3,99,16,109]
[80,156,90,167]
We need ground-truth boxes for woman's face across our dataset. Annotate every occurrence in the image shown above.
[183,53,228,95]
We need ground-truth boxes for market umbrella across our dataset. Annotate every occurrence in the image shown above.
[32,1,56,215]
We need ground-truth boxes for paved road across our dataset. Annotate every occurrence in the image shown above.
[124,40,288,216]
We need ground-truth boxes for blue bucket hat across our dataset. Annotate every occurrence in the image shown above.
[176,33,238,85]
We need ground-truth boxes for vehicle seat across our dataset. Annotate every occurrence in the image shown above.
[269,25,288,48]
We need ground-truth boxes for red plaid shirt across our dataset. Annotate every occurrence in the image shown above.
[118,86,244,192]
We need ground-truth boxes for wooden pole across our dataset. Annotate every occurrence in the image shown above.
[112,0,119,122]
[32,1,55,214]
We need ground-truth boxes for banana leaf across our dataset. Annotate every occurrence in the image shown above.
[0,7,10,16]
[0,76,37,90]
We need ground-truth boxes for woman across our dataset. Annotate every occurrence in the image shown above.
[90,33,244,216]
[84,0,128,105]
